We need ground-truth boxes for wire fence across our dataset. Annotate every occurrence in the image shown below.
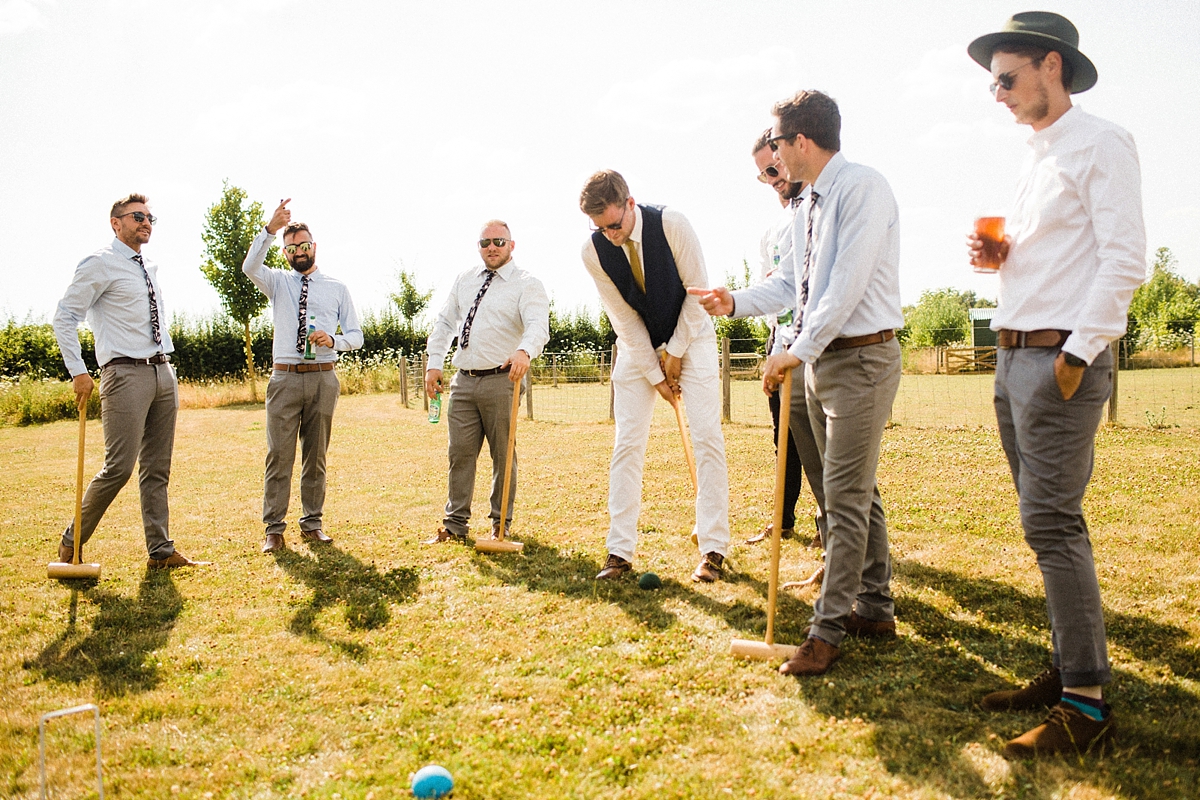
[394,338,1200,430]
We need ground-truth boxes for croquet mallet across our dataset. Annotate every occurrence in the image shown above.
[730,366,798,660]
[475,378,524,554]
[48,397,102,580]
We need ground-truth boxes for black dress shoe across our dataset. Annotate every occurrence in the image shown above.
[596,554,632,580]
[301,529,333,544]
[262,533,285,553]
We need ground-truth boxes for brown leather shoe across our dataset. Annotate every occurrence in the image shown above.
[982,667,1062,711]
[1003,702,1115,759]
[56,542,78,563]
[845,610,896,639]
[778,637,840,676]
[810,526,823,549]
[147,551,210,569]
[596,554,632,580]
[262,533,285,553]
[747,523,794,544]
[692,552,725,583]
[490,521,513,540]
[423,527,468,545]
[300,529,332,544]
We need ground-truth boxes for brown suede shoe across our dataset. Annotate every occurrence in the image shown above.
[262,533,285,553]
[747,523,793,544]
[1003,702,1115,759]
[982,667,1062,711]
[300,529,333,544]
[423,527,468,545]
[845,610,897,639]
[56,543,78,564]
[596,554,632,580]
[692,552,725,583]
[147,551,210,570]
[778,637,840,676]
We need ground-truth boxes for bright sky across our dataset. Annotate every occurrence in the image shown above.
[3,0,1198,326]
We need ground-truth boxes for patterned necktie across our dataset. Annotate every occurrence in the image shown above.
[459,269,496,350]
[795,190,820,335]
[131,253,161,345]
[295,275,310,353]
[624,242,646,293]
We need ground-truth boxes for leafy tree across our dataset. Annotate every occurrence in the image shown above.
[389,267,433,335]
[1127,247,1200,352]
[903,288,971,347]
[200,182,284,399]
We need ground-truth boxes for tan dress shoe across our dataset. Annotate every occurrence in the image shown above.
[147,551,210,569]
[778,637,840,676]
[423,527,468,545]
[747,523,794,544]
[301,529,332,544]
[692,552,725,583]
[262,533,285,553]
[596,554,632,580]
[56,543,79,563]
[1003,702,1115,759]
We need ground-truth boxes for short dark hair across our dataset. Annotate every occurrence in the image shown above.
[579,170,629,216]
[993,44,1074,91]
[282,222,312,241]
[771,90,841,153]
[110,193,148,218]
[752,128,773,155]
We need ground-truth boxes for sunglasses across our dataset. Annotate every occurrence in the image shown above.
[756,164,782,183]
[767,132,797,152]
[989,60,1036,95]
[589,203,629,234]
[478,238,510,248]
[116,211,157,225]
[284,242,314,254]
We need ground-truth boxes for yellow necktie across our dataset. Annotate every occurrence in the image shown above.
[624,241,646,293]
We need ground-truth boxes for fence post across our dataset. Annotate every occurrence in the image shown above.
[421,353,429,412]
[1192,321,1196,366]
[721,337,731,423]
[399,354,408,407]
[551,354,558,387]
[1108,339,1119,424]
[609,345,617,421]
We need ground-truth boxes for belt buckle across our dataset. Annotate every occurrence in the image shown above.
[1017,331,1027,348]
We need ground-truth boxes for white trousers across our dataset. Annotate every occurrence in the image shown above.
[606,333,730,561]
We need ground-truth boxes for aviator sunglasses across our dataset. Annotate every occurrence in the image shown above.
[116,211,157,225]
[478,238,510,248]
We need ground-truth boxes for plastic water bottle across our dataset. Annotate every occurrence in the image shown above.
[303,315,316,360]
[428,392,442,423]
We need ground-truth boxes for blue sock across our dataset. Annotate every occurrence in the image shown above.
[1061,691,1105,720]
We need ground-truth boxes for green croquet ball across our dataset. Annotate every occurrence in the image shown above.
[637,572,662,590]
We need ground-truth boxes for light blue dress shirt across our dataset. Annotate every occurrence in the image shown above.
[54,237,174,376]
[242,229,363,364]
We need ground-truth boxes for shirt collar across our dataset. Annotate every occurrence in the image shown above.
[628,204,644,246]
[1027,104,1081,151]
[112,238,140,260]
[810,151,847,200]
[478,259,516,280]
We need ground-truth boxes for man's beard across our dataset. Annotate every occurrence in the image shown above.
[290,255,313,272]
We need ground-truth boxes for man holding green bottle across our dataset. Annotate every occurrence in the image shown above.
[243,199,363,554]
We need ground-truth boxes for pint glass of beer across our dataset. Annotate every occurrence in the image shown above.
[974,216,1005,273]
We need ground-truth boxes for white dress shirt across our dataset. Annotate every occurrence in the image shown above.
[426,259,550,370]
[54,238,175,376]
[242,229,363,364]
[733,152,903,364]
[580,205,715,385]
[758,192,805,354]
[992,105,1147,364]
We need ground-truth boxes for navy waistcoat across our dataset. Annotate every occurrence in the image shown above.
[591,204,687,349]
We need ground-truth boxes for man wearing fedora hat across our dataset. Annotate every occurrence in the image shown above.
[966,12,1146,759]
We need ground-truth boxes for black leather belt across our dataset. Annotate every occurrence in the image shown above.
[104,354,170,367]
[459,365,511,377]
[824,330,895,353]
[273,362,335,373]
[997,329,1071,348]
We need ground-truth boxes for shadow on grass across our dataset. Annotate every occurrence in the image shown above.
[24,570,182,696]
[271,544,419,660]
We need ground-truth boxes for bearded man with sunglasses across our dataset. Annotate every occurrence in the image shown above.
[243,199,363,554]
[965,12,1145,759]
[424,221,549,544]
[52,194,207,568]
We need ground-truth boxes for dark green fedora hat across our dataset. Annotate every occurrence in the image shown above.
[969,11,1097,93]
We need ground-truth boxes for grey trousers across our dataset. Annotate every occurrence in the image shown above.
[62,361,178,559]
[263,368,339,536]
[995,345,1112,687]
[443,371,521,536]
[806,338,902,647]
[783,367,828,537]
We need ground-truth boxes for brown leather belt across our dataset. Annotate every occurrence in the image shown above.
[997,329,1071,348]
[824,329,895,353]
[104,354,170,367]
[460,365,511,377]
[273,362,335,373]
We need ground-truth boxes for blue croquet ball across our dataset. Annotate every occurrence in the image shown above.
[412,764,454,798]
[637,572,662,590]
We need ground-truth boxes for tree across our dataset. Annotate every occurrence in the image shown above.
[389,267,433,334]
[200,182,284,400]
[902,288,971,347]
[1127,247,1200,353]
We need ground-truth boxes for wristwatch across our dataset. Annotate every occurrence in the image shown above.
[1062,352,1087,368]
